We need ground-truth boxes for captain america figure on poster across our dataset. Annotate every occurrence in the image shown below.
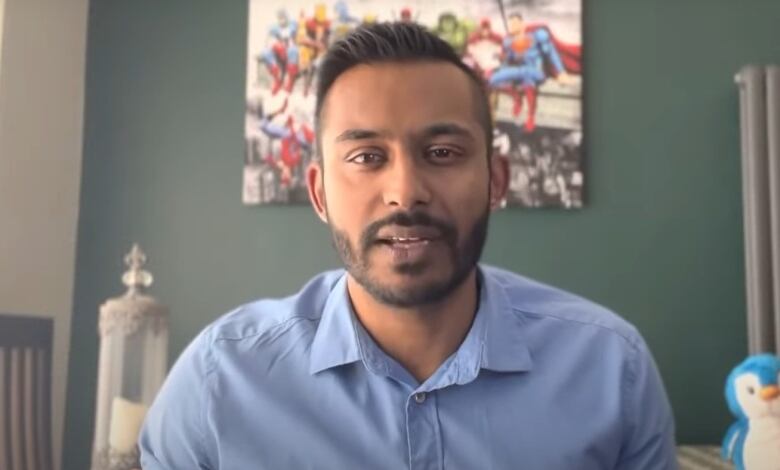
[259,10,300,95]
[489,12,580,133]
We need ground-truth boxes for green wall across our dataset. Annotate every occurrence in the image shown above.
[64,0,780,468]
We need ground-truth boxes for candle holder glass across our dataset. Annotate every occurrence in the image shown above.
[90,244,168,470]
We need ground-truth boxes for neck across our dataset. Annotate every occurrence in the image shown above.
[347,269,480,384]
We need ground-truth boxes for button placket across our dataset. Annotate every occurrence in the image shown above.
[406,391,442,470]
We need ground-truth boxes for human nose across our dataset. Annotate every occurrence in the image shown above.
[381,150,432,210]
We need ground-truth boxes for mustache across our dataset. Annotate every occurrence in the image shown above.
[360,210,457,252]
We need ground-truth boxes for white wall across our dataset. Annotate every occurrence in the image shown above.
[0,0,88,468]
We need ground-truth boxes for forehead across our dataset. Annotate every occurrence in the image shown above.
[319,61,482,139]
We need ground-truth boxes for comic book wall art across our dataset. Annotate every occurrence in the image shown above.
[243,0,583,208]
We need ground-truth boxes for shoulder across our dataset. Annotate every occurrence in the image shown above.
[203,269,345,344]
[529,25,552,42]
[482,264,642,347]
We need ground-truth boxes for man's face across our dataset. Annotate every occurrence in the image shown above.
[308,61,507,307]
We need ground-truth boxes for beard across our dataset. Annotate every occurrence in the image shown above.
[330,207,489,308]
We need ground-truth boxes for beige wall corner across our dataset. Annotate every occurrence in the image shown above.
[0,0,89,468]
[0,0,5,77]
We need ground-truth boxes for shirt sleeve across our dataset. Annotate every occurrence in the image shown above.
[614,336,678,470]
[139,326,217,469]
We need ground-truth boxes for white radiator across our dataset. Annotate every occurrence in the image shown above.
[736,65,780,354]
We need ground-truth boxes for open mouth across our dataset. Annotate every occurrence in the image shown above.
[374,225,443,245]
[373,231,443,264]
[377,236,435,246]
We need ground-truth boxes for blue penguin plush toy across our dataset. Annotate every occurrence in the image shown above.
[722,354,780,470]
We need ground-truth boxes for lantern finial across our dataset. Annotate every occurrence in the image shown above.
[121,244,153,291]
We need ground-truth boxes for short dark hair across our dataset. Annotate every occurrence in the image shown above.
[314,22,493,158]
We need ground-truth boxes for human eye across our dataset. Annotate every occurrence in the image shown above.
[347,151,386,166]
[425,146,462,163]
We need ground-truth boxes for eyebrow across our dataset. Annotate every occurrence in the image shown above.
[421,122,473,140]
[335,129,384,142]
[334,122,473,143]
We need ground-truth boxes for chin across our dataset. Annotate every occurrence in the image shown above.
[370,283,451,308]
[363,267,461,307]
[385,259,451,280]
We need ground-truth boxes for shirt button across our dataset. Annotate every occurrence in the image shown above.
[414,392,427,404]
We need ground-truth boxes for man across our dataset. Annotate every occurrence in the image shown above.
[140,22,677,469]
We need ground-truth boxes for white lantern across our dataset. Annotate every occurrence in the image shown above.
[91,244,169,470]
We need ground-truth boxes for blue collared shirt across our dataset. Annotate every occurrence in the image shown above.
[139,266,677,469]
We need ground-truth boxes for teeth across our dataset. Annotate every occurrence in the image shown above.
[391,237,421,242]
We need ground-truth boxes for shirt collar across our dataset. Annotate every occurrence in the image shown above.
[418,267,534,391]
[308,266,534,378]
[308,273,362,375]
[475,267,534,374]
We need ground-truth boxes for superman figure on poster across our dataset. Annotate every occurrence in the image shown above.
[489,12,581,132]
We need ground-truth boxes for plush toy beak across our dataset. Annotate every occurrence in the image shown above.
[760,385,780,401]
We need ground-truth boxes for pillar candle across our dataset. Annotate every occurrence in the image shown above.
[108,396,148,453]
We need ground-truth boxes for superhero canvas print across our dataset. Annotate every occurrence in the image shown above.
[243,0,583,208]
